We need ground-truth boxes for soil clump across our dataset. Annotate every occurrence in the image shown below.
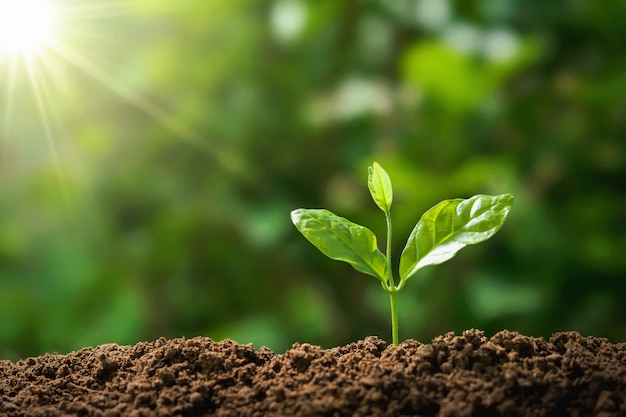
[1,329,625,416]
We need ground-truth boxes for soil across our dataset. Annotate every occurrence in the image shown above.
[1,330,625,417]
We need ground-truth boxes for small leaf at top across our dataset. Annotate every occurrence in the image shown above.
[291,208,387,281]
[399,193,514,281]
[368,162,393,213]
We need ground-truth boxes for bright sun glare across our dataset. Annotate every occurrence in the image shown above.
[1,1,227,214]
[0,0,59,57]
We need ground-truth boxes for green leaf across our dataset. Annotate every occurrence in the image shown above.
[368,162,393,213]
[291,208,387,280]
[399,194,514,281]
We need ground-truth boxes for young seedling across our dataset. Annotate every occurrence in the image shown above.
[291,162,514,345]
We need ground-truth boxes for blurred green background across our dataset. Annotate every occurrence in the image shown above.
[1,0,625,359]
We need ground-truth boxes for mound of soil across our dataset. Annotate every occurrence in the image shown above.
[1,329,625,417]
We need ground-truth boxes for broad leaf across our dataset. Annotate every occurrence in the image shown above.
[291,208,387,280]
[399,194,514,281]
[368,162,393,213]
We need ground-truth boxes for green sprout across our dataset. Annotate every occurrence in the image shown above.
[291,162,514,345]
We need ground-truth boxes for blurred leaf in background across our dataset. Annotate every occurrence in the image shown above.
[0,0,625,359]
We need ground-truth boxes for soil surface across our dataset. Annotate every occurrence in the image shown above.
[1,329,625,417]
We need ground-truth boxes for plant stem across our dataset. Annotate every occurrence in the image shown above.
[384,211,393,287]
[384,210,399,345]
[389,290,398,345]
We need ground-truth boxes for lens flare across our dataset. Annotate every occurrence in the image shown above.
[0,0,60,58]
[1,0,235,212]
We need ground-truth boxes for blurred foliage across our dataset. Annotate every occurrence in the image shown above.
[0,0,625,359]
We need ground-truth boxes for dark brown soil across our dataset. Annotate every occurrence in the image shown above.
[1,329,625,417]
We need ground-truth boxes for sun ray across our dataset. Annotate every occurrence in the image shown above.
[1,59,16,140]
[48,39,247,178]
[0,0,63,181]
[1,0,249,207]
[22,51,77,218]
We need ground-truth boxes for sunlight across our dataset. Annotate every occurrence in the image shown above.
[0,0,61,58]
[0,0,239,204]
